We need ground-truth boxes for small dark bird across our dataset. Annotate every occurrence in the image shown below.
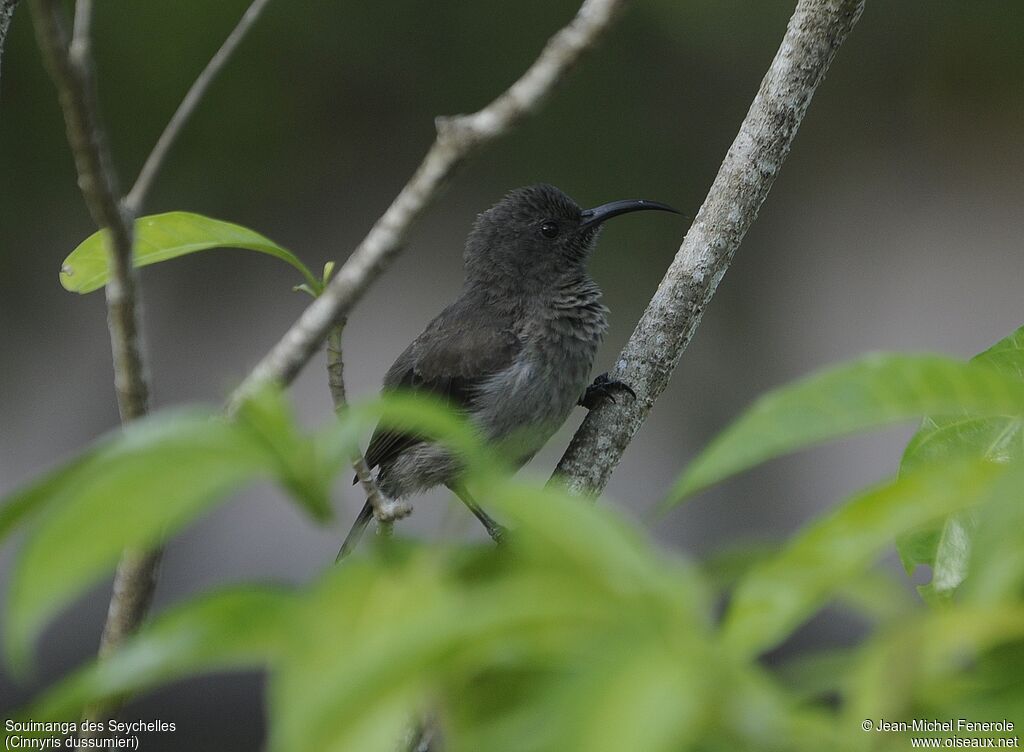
[339,184,677,558]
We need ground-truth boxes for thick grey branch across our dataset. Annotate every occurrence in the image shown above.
[553,0,866,495]
[0,0,19,93]
[126,0,273,212]
[228,0,630,410]
[31,0,155,726]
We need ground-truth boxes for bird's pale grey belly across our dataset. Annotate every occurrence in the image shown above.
[377,291,607,498]
[376,336,598,498]
[474,295,607,465]
[474,340,597,462]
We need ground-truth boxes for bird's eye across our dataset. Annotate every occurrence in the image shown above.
[540,221,559,238]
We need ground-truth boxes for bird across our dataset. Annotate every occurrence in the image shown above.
[338,184,678,558]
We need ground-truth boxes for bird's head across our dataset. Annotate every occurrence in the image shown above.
[463,184,678,287]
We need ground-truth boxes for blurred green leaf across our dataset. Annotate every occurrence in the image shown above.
[268,488,712,752]
[702,544,915,626]
[7,343,1021,750]
[59,212,320,294]
[0,387,506,676]
[487,480,708,619]
[722,458,1010,658]
[775,647,861,702]
[269,555,578,752]
[351,392,497,476]
[3,410,267,674]
[961,464,1024,606]
[897,326,1024,589]
[0,450,106,543]
[235,387,337,522]
[23,587,294,723]
[520,637,706,752]
[669,353,1024,506]
[834,568,918,624]
[848,606,1024,730]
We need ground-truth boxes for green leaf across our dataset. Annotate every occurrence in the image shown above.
[3,410,268,673]
[721,458,1010,658]
[961,463,1024,605]
[269,558,454,752]
[975,323,1024,380]
[902,326,1024,477]
[897,326,1024,586]
[0,451,105,543]
[449,635,708,752]
[0,388,509,675]
[541,638,707,752]
[775,647,861,702]
[235,387,338,522]
[266,488,707,752]
[492,482,680,590]
[22,587,293,723]
[669,354,1024,506]
[60,212,320,294]
[701,544,913,625]
[316,391,502,486]
[847,605,1024,728]
[269,546,628,752]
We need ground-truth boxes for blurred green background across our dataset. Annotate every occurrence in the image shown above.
[1,1,1022,747]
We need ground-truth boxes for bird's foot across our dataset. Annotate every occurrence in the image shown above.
[374,498,413,523]
[485,521,508,546]
[579,372,637,410]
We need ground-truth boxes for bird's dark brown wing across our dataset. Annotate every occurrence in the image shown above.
[363,307,522,473]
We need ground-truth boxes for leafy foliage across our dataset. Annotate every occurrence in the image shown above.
[668,351,1024,504]
[3,409,267,674]
[897,327,1024,600]
[3,324,1024,750]
[0,389,484,675]
[722,457,1012,658]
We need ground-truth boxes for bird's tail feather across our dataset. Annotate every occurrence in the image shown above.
[336,500,374,562]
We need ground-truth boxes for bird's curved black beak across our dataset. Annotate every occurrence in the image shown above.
[578,199,679,232]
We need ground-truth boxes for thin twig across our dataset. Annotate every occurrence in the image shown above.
[0,0,20,95]
[125,0,273,212]
[30,0,154,728]
[70,0,89,47]
[552,0,866,496]
[326,325,402,530]
[227,0,632,411]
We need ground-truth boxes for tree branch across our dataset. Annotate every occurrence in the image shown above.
[31,0,155,726]
[70,0,90,48]
[125,0,273,213]
[31,0,149,423]
[0,0,19,94]
[228,0,631,412]
[552,0,865,495]
[326,325,403,525]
